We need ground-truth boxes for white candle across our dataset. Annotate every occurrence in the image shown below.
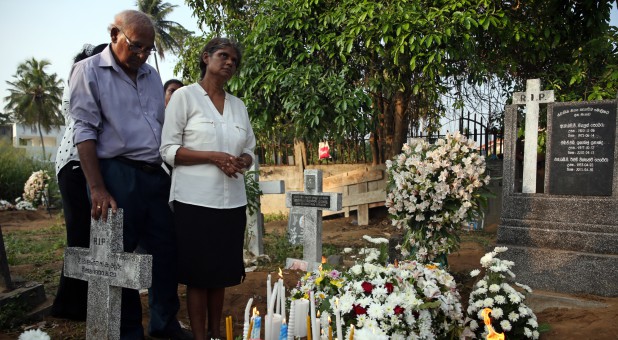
[244,298,254,340]
[335,299,342,340]
[266,285,279,340]
[276,279,282,315]
[271,314,282,340]
[279,279,286,319]
[267,274,272,312]
[287,300,296,340]
[310,291,318,340]
[294,299,309,337]
[315,318,321,340]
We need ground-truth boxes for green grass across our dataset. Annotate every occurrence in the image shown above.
[4,223,66,266]
[263,211,287,223]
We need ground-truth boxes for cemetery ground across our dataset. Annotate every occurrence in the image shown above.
[1,209,618,340]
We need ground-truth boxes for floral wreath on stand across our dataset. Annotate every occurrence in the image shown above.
[385,132,491,264]
[22,170,51,209]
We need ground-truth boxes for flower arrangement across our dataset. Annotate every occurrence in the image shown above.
[290,265,345,312]
[18,329,50,340]
[338,260,465,339]
[0,199,15,211]
[22,170,51,208]
[385,132,491,263]
[465,246,540,339]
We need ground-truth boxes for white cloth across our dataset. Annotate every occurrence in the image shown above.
[55,86,79,175]
[160,83,256,209]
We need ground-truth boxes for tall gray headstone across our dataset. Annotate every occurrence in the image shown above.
[285,170,342,271]
[511,79,554,193]
[498,96,618,297]
[0,225,14,290]
[64,209,152,339]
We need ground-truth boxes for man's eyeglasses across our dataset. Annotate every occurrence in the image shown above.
[117,27,157,55]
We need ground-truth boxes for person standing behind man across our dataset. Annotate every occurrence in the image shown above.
[69,10,191,340]
[164,79,184,107]
[51,43,107,321]
[160,37,255,340]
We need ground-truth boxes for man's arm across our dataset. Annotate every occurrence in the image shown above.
[77,140,117,220]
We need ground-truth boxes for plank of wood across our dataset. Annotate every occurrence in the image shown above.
[343,189,386,207]
[323,168,383,189]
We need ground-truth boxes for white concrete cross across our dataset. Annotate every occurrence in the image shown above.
[512,78,554,193]
[64,209,152,340]
[285,169,342,271]
[246,161,285,257]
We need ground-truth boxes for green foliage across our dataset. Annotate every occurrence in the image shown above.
[0,140,58,203]
[263,230,302,265]
[263,211,287,223]
[0,299,28,330]
[4,223,66,266]
[243,170,263,216]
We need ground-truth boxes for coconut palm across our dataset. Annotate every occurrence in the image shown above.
[4,58,63,160]
[137,0,193,73]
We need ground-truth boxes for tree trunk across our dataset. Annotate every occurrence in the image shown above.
[153,54,160,73]
[392,91,411,156]
[37,120,46,160]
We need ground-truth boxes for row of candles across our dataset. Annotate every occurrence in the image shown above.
[240,273,351,340]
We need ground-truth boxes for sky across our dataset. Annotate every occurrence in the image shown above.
[0,0,201,105]
[0,1,617,115]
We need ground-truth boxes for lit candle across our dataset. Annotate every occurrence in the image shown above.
[315,317,321,340]
[294,299,309,337]
[244,298,254,340]
[279,320,288,340]
[310,291,318,340]
[251,314,261,339]
[266,285,279,340]
[279,279,286,319]
[334,299,342,340]
[287,300,295,340]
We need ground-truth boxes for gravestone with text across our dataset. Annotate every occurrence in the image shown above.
[497,86,618,296]
[64,209,152,339]
[285,170,342,271]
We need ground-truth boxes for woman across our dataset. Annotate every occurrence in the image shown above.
[51,43,107,321]
[164,78,184,107]
[160,37,256,340]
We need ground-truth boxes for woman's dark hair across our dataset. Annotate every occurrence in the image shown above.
[73,43,107,64]
[198,37,242,79]
[164,79,184,92]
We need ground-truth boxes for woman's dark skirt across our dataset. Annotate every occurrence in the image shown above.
[173,201,246,288]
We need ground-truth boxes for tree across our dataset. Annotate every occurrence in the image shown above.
[4,58,63,160]
[137,0,193,73]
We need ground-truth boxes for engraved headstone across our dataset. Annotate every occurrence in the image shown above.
[546,101,616,195]
[511,78,554,193]
[285,170,342,271]
[64,209,152,340]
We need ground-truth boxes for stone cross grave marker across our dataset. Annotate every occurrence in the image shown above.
[64,209,152,340]
[246,161,285,257]
[511,78,554,193]
[285,169,342,271]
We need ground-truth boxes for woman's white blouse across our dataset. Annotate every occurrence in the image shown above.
[55,86,80,175]
[160,83,256,209]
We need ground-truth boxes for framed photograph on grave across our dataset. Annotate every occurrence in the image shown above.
[546,100,617,196]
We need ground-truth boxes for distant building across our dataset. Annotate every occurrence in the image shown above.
[0,124,11,143]
[12,123,65,161]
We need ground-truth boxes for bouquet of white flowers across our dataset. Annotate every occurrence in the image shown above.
[385,132,491,263]
[22,170,51,208]
[465,246,540,339]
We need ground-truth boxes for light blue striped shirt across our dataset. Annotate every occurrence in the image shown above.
[70,45,165,164]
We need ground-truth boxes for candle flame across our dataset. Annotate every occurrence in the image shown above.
[482,308,505,340]
[322,256,327,264]
[252,307,259,316]
[394,259,399,268]
[278,267,283,279]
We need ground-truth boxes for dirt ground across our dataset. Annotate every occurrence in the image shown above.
[1,209,618,339]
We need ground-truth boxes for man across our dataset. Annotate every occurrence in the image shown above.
[70,10,191,340]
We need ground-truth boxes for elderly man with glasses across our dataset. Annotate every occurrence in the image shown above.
[69,9,191,340]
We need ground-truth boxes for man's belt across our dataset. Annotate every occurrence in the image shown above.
[115,157,161,174]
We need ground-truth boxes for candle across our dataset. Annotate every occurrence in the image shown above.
[349,325,354,340]
[328,325,332,340]
[271,314,283,340]
[279,279,286,319]
[251,315,261,339]
[247,318,254,340]
[267,274,272,312]
[244,298,254,340]
[266,287,279,340]
[294,299,309,337]
[335,299,342,340]
[226,315,233,340]
[279,322,288,340]
[306,315,312,340]
[287,300,295,340]
[310,291,318,340]
[316,318,321,340]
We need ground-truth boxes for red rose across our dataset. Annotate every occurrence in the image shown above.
[353,304,367,315]
[385,282,394,294]
[361,281,373,294]
[394,305,405,315]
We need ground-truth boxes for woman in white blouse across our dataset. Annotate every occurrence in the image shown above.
[160,37,256,340]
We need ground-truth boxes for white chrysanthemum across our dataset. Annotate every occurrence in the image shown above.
[489,284,500,292]
[480,253,494,267]
[500,320,512,331]
[470,269,481,277]
[18,329,50,340]
[494,295,506,304]
[524,327,532,337]
[527,318,538,328]
[491,307,503,319]
[483,297,495,307]
[350,264,363,275]
[508,311,520,322]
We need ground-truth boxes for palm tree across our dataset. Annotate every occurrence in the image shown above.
[137,0,193,73]
[4,58,64,160]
